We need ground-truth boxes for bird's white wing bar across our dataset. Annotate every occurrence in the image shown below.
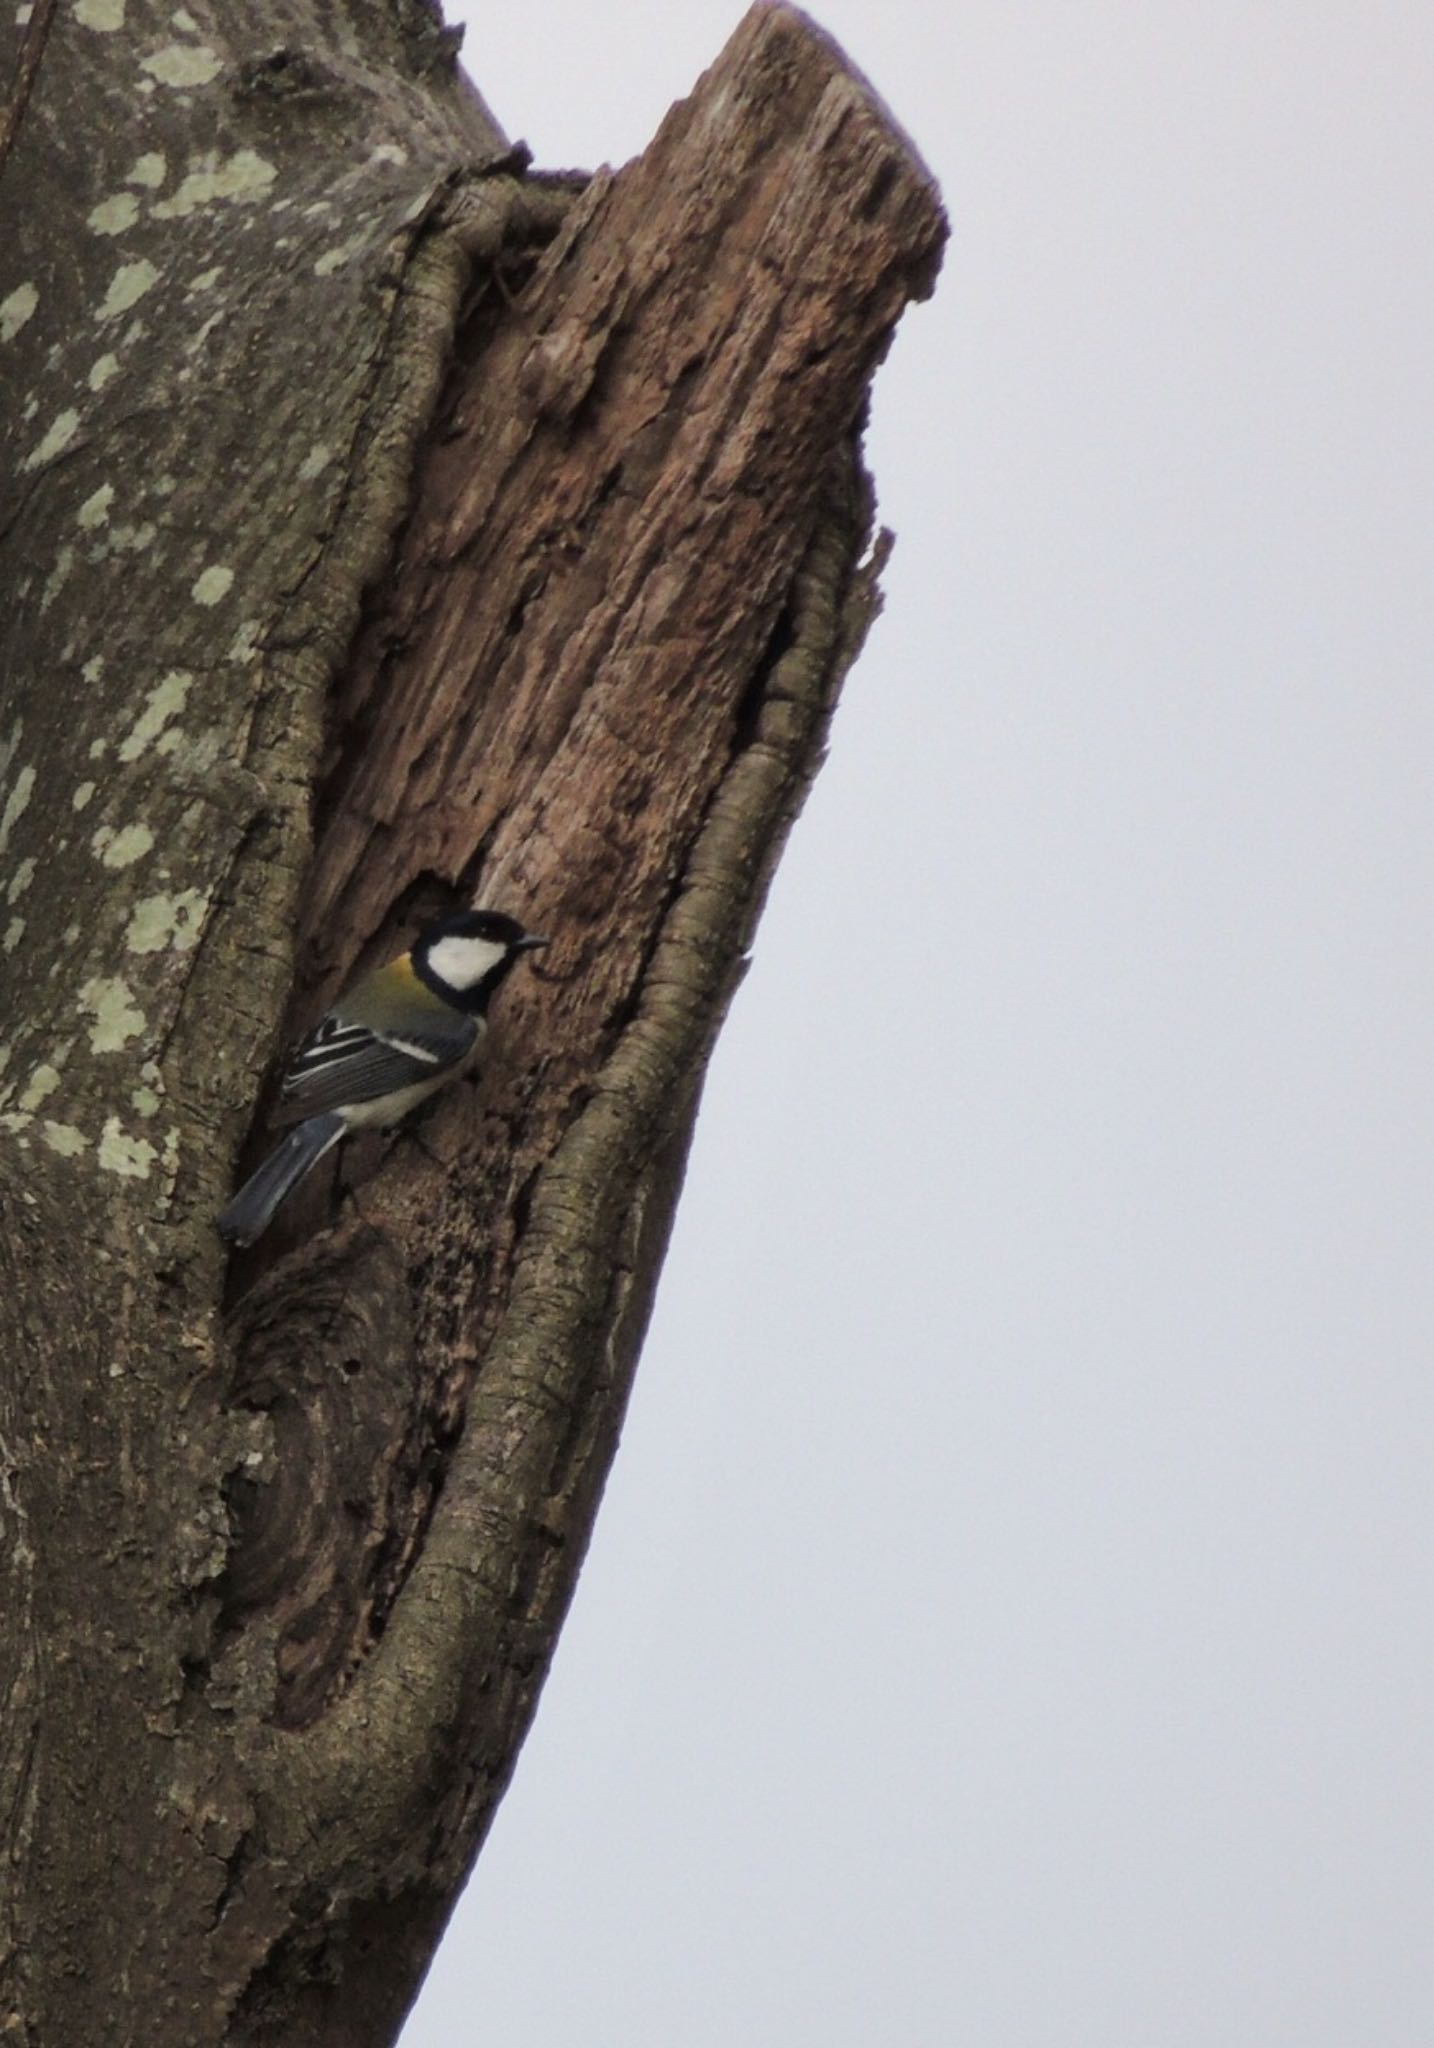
[381,1034,446,1064]
[284,1024,375,1082]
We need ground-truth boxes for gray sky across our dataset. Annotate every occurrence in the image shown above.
[406,4,1434,2043]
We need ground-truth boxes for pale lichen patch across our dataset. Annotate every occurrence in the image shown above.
[87,192,141,236]
[0,765,36,857]
[153,150,277,218]
[6,857,36,903]
[131,1084,161,1118]
[40,545,76,612]
[297,444,333,481]
[187,266,222,292]
[227,618,261,665]
[370,142,410,167]
[87,731,107,754]
[99,1117,156,1179]
[94,822,154,869]
[77,483,115,529]
[171,5,198,28]
[118,670,191,762]
[128,151,167,188]
[19,1065,61,1112]
[0,283,38,343]
[110,521,158,554]
[22,409,81,472]
[88,352,120,391]
[98,259,159,320]
[156,725,224,773]
[4,918,24,953]
[191,565,233,607]
[42,1122,88,1158]
[140,42,221,87]
[74,0,124,25]
[72,783,96,811]
[80,976,146,1052]
[125,887,209,955]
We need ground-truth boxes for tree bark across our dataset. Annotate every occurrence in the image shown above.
[0,2,944,2041]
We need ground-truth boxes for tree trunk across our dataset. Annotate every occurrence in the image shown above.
[0,2,944,2040]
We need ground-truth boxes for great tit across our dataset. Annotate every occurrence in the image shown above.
[217,907,547,1248]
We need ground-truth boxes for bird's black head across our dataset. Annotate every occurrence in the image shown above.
[413,908,547,1011]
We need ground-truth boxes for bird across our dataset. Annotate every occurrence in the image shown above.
[217,907,547,1248]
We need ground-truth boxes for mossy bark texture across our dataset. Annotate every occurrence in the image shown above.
[0,3,944,2041]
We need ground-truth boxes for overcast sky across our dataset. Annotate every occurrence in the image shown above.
[405,5,1434,2043]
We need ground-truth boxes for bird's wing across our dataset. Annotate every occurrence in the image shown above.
[277,1003,478,1122]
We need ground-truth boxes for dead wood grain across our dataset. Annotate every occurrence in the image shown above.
[213,24,946,1986]
[222,5,944,1757]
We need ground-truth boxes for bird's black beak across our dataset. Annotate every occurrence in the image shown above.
[517,933,549,951]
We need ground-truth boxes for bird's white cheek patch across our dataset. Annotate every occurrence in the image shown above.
[424,933,507,989]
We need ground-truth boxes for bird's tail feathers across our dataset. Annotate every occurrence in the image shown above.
[216,1112,345,1248]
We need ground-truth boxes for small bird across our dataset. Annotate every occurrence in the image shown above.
[217,907,547,1248]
